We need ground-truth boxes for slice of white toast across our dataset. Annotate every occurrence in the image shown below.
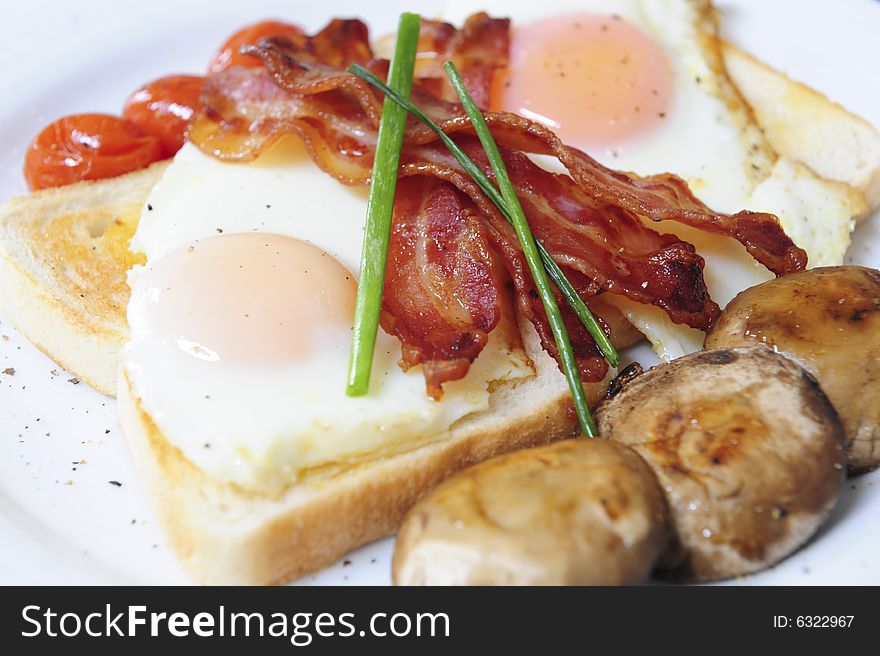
[722,41,880,214]
[0,162,168,395]
[117,318,611,584]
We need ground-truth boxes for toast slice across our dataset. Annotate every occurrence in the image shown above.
[117,318,611,585]
[722,41,880,214]
[0,162,168,394]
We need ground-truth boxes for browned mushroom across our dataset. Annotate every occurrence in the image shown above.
[705,265,880,474]
[393,439,669,585]
[596,347,845,581]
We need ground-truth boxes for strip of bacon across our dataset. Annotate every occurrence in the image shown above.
[188,14,807,396]
[195,30,806,278]
[417,114,807,276]
[404,139,720,325]
[225,27,806,278]
[412,14,510,109]
[385,177,501,398]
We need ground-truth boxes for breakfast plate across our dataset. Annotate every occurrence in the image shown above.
[0,0,877,585]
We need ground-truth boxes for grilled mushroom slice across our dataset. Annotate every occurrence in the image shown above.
[596,347,845,582]
[393,439,668,586]
[705,265,880,474]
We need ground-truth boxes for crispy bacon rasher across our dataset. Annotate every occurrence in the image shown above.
[385,177,502,398]
[189,14,807,397]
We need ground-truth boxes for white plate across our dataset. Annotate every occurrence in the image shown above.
[0,0,877,585]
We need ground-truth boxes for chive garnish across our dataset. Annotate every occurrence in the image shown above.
[443,62,595,437]
[346,13,421,397]
[347,63,618,370]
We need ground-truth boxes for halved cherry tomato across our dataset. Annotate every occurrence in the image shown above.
[208,20,304,74]
[24,114,164,191]
[122,74,205,155]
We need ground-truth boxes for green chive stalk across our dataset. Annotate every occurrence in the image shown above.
[443,61,596,437]
[346,13,420,396]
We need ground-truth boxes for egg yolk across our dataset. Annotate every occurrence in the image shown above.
[133,232,357,366]
[491,13,674,149]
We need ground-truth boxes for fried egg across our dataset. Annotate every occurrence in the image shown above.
[445,0,860,358]
[123,139,533,494]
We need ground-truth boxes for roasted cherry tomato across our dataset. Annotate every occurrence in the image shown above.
[122,74,205,155]
[208,20,304,74]
[23,114,164,191]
